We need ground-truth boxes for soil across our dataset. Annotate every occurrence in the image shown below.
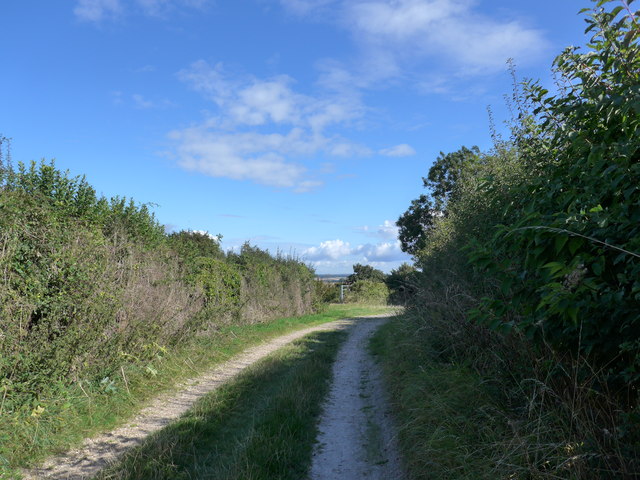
[310,316,405,479]
[22,319,355,480]
[23,315,404,480]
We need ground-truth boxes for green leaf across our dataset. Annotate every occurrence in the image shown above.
[543,262,565,276]
[568,237,583,255]
[592,261,604,276]
[555,235,569,253]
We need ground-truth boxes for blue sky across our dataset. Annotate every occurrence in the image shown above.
[1,0,587,273]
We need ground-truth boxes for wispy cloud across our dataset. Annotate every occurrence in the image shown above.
[74,0,208,22]
[132,94,155,109]
[282,0,550,84]
[170,60,369,191]
[131,93,174,109]
[74,0,122,22]
[379,144,416,157]
[357,220,400,240]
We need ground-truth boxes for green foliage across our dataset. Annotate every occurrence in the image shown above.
[194,258,242,311]
[397,145,484,256]
[385,263,418,304]
[344,280,389,305]
[396,194,434,255]
[314,280,340,305]
[469,1,640,396]
[347,263,386,284]
[371,314,516,480]
[423,146,481,212]
[0,156,320,474]
[167,230,224,269]
[0,158,164,246]
[393,2,640,476]
[227,242,317,321]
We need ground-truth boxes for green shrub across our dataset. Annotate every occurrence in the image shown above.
[392,2,640,476]
[0,155,318,433]
[314,280,340,304]
[194,258,242,312]
[344,280,389,305]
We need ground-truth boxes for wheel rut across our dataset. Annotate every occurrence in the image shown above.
[23,319,355,480]
[310,316,405,480]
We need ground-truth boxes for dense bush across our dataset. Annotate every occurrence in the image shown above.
[344,280,389,305]
[470,2,640,395]
[0,145,318,419]
[394,1,640,477]
[313,280,340,305]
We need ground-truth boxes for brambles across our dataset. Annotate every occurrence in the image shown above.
[389,1,640,477]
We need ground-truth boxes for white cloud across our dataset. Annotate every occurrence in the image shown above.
[171,60,368,191]
[74,0,122,22]
[302,237,407,263]
[348,0,549,74]
[379,144,416,157]
[355,241,405,262]
[357,220,400,240]
[349,0,466,39]
[282,0,550,81]
[169,127,309,189]
[178,61,361,131]
[131,94,174,109]
[304,239,353,260]
[377,220,399,239]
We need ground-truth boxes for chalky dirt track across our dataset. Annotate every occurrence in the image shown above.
[24,316,403,480]
[310,316,405,480]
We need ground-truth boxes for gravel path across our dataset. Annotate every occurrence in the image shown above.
[23,319,355,480]
[310,316,405,480]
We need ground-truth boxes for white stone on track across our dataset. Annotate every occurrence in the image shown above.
[310,316,405,480]
[23,318,355,480]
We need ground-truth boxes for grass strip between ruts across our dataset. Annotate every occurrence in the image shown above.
[94,328,348,480]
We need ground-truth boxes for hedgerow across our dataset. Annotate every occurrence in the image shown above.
[392,1,640,477]
[0,143,318,442]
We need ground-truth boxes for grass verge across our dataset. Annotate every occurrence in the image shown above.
[370,309,514,480]
[1,304,391,479]
[95,328,347,480]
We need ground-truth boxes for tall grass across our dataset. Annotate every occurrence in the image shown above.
[373,285,639,478]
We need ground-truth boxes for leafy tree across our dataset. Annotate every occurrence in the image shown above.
[386,262,418,303]
[385,263,417,291]
[168,230,224,268]
[397,146,481,255]
[396,194,434,255]
[424,146,481,211]
[347,263,386,284]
